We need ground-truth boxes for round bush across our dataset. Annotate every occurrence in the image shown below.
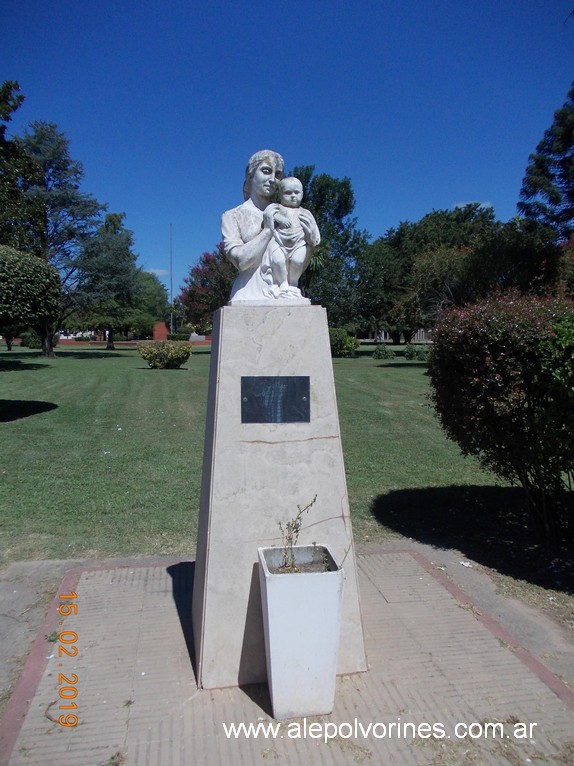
[428,293,574,546]
[328,327,359,358]
[137,340,192,369]
[403,344,429,361]
[372,344,395,360]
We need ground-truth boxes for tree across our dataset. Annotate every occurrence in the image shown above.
[179,243,236,332]
[558,238,574,296]
[355,238,406,338]
[518,80,574,240]
[289,165,369,326]
[0,80,37,251]
[130,271,169,338]
[358,204,499,339]
[74,213,140,349]
[406,217,561,326]
[0,245,61,346]
[0,80,24,125]
[17,121,105,355]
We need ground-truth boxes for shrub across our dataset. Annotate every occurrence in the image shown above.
[137,340,192,369]
[428,293,574,549]
[328,327,359,358]
[403,344,430,362]
[167,332,192,341]
[372,344,395,360]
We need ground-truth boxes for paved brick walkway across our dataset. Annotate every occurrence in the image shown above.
[1,550,573,765]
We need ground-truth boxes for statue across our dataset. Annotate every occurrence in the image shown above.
[221,151,320,303]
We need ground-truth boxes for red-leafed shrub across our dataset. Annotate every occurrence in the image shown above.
[428,292,574,548]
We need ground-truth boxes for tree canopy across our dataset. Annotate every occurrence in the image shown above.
[1,119,105,354]
[0,80,36,251]
[19,121,104,268]
[518,80,574,241]
[352,203,563,339]
[5,77,570,347]
[355,204,500,338]
[179,243,236,332]
[74,213,142,349]
[289,165,369,325]
[0,244,61,336]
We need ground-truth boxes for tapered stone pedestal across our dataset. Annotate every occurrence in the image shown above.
[192,305,367,689]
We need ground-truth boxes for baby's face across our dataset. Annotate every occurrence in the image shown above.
[280,181,303,208]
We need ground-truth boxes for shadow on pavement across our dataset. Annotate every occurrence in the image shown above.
[167,561,197,679]
[371,484,574,594]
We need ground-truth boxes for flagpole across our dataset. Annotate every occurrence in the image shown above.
[170,223,174,334]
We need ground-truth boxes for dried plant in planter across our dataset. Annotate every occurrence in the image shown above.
[278,495,317,571]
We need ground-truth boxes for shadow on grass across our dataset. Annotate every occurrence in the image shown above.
[137,366,192,371]
[0,399,58,422]
[55,351,135,359]
[0,359,48,371]
[371,484,574,594]
[353,346,383,358]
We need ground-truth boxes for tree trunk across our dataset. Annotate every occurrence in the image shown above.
[403,329,415,345]
[106,327,115,350]
[40,323,56,357]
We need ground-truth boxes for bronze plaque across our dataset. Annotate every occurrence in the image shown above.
[241,376,310,423]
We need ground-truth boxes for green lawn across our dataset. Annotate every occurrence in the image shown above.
[0,343,496,566]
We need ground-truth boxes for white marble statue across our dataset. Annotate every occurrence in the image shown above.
[221,151,320,303]
[267,177,321,298]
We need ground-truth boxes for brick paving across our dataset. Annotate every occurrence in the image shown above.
[1,550,573,766]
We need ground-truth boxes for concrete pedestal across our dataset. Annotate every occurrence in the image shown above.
[192,305,367,689]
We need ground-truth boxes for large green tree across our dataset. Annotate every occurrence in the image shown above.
[518,80,574,240]
[130,271,169,338]
[16,121,105,355]
[289,165,369,326]
[357,204,499,339]
[74,213,140,349]
[0,245,61,347]
[407,217,561,326]
[0,80,37,251]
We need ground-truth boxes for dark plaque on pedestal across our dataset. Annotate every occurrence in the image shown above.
[241,376,310,423]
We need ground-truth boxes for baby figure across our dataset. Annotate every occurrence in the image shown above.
[267,177,320,297]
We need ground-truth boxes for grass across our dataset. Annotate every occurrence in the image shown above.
[1,343,572,620]
[1,343,486,564]
[0,345,208,563]
[334,352,493,534]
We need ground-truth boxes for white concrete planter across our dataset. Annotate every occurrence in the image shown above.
[258,544,344,719]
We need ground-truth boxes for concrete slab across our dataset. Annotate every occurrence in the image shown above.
[1,549,573,765]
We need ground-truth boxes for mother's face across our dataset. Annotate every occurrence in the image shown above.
[250,160,282,200]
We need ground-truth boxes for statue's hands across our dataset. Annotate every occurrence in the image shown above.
[299,210,320,246]
[274,212,292,229]
[262,205,279,232]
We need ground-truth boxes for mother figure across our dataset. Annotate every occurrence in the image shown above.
[221,150,320,303]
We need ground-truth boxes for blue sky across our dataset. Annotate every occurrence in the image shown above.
[3,0,573,299]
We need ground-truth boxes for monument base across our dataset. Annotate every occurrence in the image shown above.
[192,305,367,689]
